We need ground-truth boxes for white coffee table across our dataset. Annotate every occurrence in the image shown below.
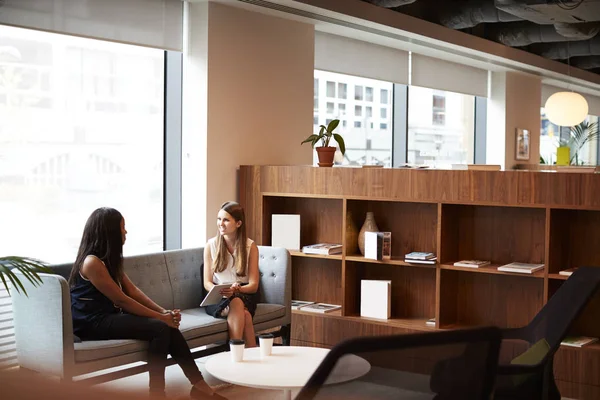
[205,346,370,400]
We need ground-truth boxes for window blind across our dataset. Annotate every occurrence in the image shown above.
[411,53,488,97]
[0,0,183,51]
[315,31,409,84]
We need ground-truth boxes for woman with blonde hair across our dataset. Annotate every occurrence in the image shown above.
[204,201,259,347]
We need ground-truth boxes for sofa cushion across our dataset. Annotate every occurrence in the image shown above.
[165,248,204,310]
[179,308,228,340]
[124,252,174,311]
[75,339,147,363]
[254,303,286,324]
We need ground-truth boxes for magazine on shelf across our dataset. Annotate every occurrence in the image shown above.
[405,252,436,260]
[561,336,598,348]
[559,267,578,277]
[405,257,437,265]
[453,260,491,268]
[364,232,392,261]
[301,303,342,314]
[426,318,436,327]
[301,243,343,255]
[497,262,544,274]
[291,300,315,310]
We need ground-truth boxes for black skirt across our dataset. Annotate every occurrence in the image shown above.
[205,290,258,319]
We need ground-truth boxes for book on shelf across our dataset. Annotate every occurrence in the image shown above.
[364,232,391,261]
[426,318,436,327]
[301,243,343,255]
[451,164,501,171]
[561,336,598,348]
[405,252,436,260]
[271,214,300,250]
[360,280,391,320]
[559,267,578,277]
[405,257,437,265]
[291,300,315,310]
[361,164,384,168]
[453,260,491,268]
[301,303,341,314]
[497,262,544,274]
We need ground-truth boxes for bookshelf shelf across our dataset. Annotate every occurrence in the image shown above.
[240,165,600,397]
[289,250,342,260]
[440,263,545,278]
[345,255,436,268]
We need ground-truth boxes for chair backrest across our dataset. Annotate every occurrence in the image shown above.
[296,326,502,400]
[526,266,600,350]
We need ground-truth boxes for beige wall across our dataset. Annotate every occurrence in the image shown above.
[194,3,314,240]
[505,72,541,169]
[487,71,541,169]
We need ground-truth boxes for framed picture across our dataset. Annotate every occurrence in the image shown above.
[515,128,530,161]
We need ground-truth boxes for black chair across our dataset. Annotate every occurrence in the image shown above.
[494,266,600,400]
[296,326,502,400]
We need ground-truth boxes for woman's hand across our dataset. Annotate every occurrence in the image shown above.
[220,283,239,297]
[158,309,181,329]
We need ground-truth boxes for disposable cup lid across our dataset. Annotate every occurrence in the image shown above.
[229,339,245,345]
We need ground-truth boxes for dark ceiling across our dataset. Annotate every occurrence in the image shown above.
[362,0,600,76]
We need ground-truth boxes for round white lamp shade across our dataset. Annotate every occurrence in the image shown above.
[544,91,589,127]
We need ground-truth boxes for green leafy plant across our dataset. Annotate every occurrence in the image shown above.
[301,119,346,155]
[557,120,599,165]
[0,257,51,296]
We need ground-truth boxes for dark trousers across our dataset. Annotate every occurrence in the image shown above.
[81,313,203,392]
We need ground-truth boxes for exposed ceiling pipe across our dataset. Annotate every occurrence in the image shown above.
[529,36,600,59]
[570,56,600,70]
[492,21,599,46]
[439,0,522,29]
[362,0,416,7]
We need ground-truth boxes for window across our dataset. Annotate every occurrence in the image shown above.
[355,85,363,101]
[326,81,336,97]
[380,89,389,104]
[540,109,598,165]
[0,25,164,262]
[314,70,393,167]
[326,102,334,114]
[366,87,373,102]
[338,83,347,99]
[313,79,319,111]
[407,86,475,167]
[381,108,387,119]
[432,95,446,125]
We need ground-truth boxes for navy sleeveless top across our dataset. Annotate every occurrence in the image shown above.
[70,255,121,336]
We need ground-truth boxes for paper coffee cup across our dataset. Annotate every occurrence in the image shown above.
[258,333,274,358]
[229,339,245,362]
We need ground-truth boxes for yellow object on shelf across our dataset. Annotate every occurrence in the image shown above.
[556,146,570,166]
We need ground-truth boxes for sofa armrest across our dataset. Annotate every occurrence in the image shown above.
[257,247,291,318]
[12,272,75,379]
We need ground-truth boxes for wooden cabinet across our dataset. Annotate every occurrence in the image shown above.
[239,165,600,399]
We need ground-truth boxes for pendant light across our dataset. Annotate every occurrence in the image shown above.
[544,41,589,127]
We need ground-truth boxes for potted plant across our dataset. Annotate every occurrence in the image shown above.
[301,119,346,167]
[556,120,599,165]
[0,256,50,296]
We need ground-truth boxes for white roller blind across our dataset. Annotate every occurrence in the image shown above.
[542,85,600,117]
[411,53,488,97]
[0,0,183,51]
[315,31,409,84]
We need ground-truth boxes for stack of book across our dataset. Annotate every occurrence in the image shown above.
[453,260,491,268]
[291,300,341,313]
[559,267,578,277]
[497,262,544,274]
[301,243,342,255]
[561,336,598,348]
[405,252,437,265]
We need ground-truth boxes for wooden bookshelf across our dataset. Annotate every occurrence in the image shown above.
[239,165,600,399]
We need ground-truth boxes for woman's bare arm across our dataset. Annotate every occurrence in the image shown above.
[203,246,215,292]
[239,243,259,294]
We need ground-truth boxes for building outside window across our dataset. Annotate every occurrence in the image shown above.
[314,70,393,166]
[540,108,598,165]
[407,86,475,166]
[0,25,164,262]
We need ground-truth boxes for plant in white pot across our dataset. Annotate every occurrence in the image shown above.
[301,119,346,167]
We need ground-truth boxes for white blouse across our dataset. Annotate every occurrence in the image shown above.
[208,237,253,284]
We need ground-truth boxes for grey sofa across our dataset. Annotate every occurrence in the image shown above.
[11,246,291,382]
